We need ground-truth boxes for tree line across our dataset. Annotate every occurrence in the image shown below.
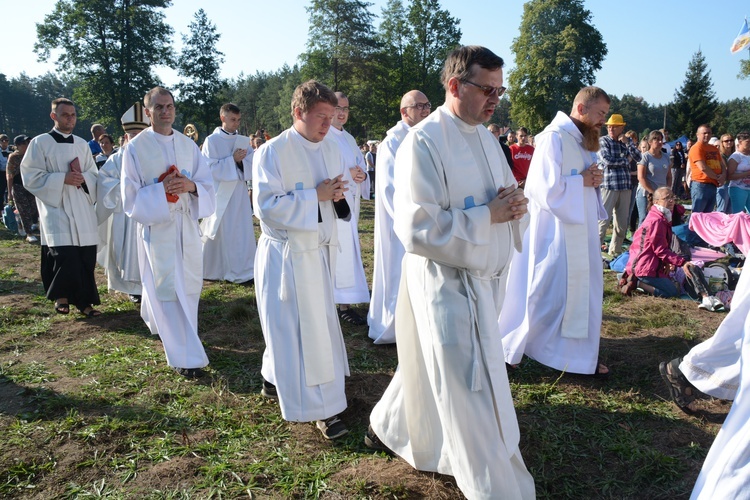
[0,0,747,144]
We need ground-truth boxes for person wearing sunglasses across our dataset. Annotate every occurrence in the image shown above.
[367,45,534,499]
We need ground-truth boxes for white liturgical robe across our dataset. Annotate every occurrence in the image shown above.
[498,111,607,375]
[326,126,370,304]
[200,127,255,283]
[369,106,534,500]
[21,131,99,247]
[252,127,350,422]
[122,128,215,369]
[96,147,141,296]
[367,120,410,344]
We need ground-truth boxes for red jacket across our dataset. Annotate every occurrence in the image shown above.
[625,206,687,279]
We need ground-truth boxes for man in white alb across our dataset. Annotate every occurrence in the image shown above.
[96,102,150,303]
[367,89,431,344]
[121,87,216,378]
[498,86,609,376]
[367,46,535,499]
[252,80,352,440]
[327,92,370,325]
[200,103,255,284]
[21,98,101,317]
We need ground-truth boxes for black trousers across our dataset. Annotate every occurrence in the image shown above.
[41,245,100,310]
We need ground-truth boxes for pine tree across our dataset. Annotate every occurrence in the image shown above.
[176,9,226,137]
[672,50,717,138]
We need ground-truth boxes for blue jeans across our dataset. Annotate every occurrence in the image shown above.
[716,183,731,213]
[638,276,679,298]
[729,186,750,214]
[635,192,649,226]
[690,182,717,213]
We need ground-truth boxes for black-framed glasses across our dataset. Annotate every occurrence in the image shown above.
[462,80,506,97]
[404,102,432,110]
[334,106,350,113]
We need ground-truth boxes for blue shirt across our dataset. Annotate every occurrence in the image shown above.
[598,135,640,191]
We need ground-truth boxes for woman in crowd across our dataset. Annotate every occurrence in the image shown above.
[636,130,672,225]
[727,132,750,214]
[717,134,735,213]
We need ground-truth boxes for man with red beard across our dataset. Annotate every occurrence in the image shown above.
[499,86,610,377]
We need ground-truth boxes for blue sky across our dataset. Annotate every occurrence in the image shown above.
[3,0,748,107]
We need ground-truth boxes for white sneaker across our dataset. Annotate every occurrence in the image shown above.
[26,235,38,243]
[698,296,713,311]
[709,296,724,312]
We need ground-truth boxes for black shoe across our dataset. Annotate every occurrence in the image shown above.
[238,279,254,287]
[261,379,278,399]
[129,294,142,304]
[364,425,393,454]
[173,367,205,379]
[338,307,367,326]
[316,415,349,440]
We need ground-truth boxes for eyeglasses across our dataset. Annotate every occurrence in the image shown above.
[462,80,506,97]
[334,106,350,113]
[404,102,432,111]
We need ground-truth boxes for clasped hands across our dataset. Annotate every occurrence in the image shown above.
[581,163,603,188]
[488,186,528,223]
[163,169,196,195]
[317,174,349,202]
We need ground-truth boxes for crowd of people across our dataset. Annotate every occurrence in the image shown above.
[4,44,750,499]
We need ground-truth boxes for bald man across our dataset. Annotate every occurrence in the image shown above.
[367,90,431,343]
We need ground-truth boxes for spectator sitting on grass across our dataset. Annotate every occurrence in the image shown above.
[621,187,723,311]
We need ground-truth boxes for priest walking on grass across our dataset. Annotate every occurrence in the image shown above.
[121,87,215,379]
[21,98,101,318]
[253,80,353,440]
[498,86,610,377]
[367,46,535,499]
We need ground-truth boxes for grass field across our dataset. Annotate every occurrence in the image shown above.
[0,199,732,499]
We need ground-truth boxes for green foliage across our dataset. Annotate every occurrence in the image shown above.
[508,0,607,131]
[175,9,226,138]
[672,50,718,138]
[608,94,666,140]
[34,0,175,129]
[713,98,750,136]
[739,57,750,80]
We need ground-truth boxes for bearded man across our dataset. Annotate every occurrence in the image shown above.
[498,86,610,376]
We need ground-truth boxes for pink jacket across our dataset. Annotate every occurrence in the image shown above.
[625,206,687,279]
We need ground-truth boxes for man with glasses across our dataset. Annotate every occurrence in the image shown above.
[368,89,430,344]
[0,134,11,204]
[597,114,641,257]
[499,86,611,378]
[327,92,370,325]
[689,124,726,213]
[368,46,534,499]
[509,126,535,187]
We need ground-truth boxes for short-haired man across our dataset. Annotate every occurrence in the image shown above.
[499,86,610,377]
[597,113,641,257]
[368,46,535,499]
[200,103,256,284]
[487,123,515,172]
[252,80,352,440]
[367,89,430,344]
[21,98,101,316]
[89,124,105,156]
[509,126,535,187]
[326,92,370,324]
[96,102,150,303]
[689,124,726,213]
[121,87,216,378]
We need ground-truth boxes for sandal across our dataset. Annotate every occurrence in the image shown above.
[338,307,367,326]
[659,358,697,414]
[79,307,102,318]
[54,301,69,315]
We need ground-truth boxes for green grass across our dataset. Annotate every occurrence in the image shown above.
[0,199,729,499]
